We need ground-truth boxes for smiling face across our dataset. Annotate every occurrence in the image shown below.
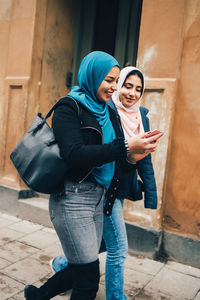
[119,74,143,108]
[96,66,120,102]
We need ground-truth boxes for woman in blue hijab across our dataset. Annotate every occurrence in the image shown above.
[24,51,161,300]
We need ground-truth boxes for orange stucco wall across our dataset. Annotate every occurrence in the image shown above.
[137,0,185,78]
[0,0,37,189]
[0,0,77,189]
[137,0,200,239]
[163,0,200,239]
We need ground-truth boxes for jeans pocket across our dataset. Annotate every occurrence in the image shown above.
[64,181,97,194]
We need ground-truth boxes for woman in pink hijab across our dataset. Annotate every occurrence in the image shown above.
[102,66,158,299]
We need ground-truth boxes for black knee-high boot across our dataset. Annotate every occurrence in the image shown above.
[24,264,72,300]
[70,259,100,300]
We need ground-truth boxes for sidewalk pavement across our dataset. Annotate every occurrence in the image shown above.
[0,211,200,300]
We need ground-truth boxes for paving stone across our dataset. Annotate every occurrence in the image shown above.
[145,267,200,299]
[133,290,171,299]
[30,243,64,265]
[0,217,19,229]
[0,272,24,300]
[2,257,51,285]
[123,267,154,299]
[125,255,164,276]
[0,228,25,246]
[42,227,56,234]
[18,229,59,249]
[0,213,21,222]
[9,290,24,300]
[0,257,11,269]
[166,260,200,278]
[124,267,153,289]
[0,211,199,300]
[99,252,106,275]
[8,220,43,234]
[0,240,38,263]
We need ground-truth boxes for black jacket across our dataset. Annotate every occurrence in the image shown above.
[52,96,128,214]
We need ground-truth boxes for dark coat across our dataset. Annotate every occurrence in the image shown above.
[107,99,157,209]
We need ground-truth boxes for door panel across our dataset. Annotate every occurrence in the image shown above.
[72,0,142,84]
[123,79,177,230]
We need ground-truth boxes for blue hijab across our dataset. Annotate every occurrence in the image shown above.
[68,51,120,189]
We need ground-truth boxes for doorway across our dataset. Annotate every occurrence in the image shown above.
[72,0,143,85]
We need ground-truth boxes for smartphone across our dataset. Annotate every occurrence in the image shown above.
[146,129,164,137]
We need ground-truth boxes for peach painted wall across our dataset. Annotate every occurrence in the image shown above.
[0,0,37,189]
[163,0,200,239]
[0,0,77,189]
[134,0,200,239]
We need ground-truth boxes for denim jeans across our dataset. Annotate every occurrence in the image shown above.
[49,179,105,264]
[52,198,128,299]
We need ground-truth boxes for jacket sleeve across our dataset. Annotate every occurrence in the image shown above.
[136,154,157,209]
[135,108,158,209]
[52,101,127,170]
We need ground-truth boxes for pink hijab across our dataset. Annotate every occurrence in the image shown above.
[112,67,145,139]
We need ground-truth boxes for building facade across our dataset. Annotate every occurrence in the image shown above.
[0,0,199,267]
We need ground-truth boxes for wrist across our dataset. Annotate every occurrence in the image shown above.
[126,155,136,164]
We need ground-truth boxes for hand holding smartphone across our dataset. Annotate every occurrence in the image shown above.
[146,129,164,137]
[145,129,164,144]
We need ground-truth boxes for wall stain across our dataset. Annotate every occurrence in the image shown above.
[163,215,181,230]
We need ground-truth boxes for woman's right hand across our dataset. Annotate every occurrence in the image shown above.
[127,132,163,154]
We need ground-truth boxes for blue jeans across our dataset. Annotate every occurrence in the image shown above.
[49,179,105,264]
[52,198,128,299]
